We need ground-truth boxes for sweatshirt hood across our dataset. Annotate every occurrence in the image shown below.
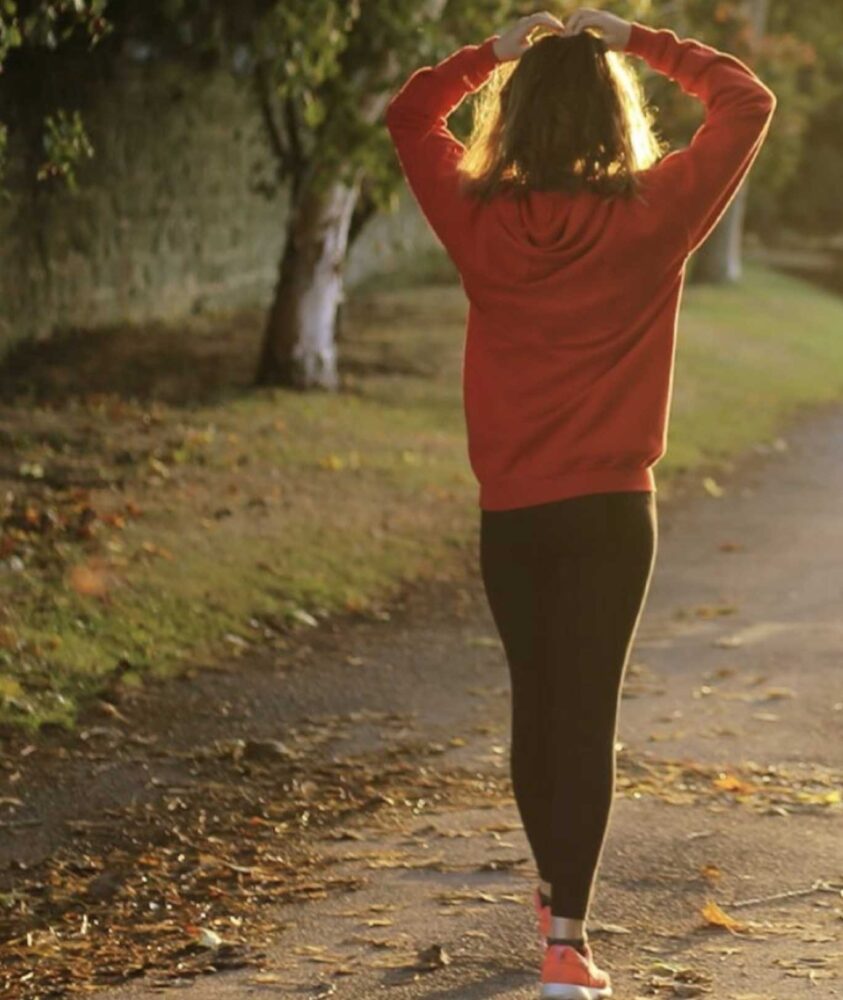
[472,188,614,284]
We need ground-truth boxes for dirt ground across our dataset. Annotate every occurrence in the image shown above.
[2,397,843,999]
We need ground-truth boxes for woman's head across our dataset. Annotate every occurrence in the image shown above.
[458,28,667,201]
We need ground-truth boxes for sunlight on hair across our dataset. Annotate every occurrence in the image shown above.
[608,50,664,171]
[457,59,515,184]
[458,34,668,201]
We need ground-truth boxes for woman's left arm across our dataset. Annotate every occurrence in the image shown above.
[384,13,565,267]
[384,35,501,267]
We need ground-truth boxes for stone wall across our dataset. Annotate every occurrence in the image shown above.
[0,49,434,355]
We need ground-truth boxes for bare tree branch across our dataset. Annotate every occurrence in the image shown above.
[254,60,290,170]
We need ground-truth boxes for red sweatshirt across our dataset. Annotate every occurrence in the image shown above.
[385,22,777,511]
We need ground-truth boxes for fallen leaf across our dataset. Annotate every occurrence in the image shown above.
[763,687,796,700]
[415,943,450,970]
[187,925,223,949]
[702,477,724,497]
[713,774,757,795]
[695,603,738,619]
[250,973,284,984]
[67,562,110,597]
[751,712,780,723]
[465,635,501,648]
[700,898,749,934]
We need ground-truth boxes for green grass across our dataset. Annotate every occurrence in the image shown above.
[2,256,842,732]
[666,260,843,472]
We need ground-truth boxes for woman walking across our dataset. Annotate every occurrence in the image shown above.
[385,7,776,997]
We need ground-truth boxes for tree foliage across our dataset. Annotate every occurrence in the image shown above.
[770,0,843,235]
[650,0,840,237]
[2,0,841,257]
[0,0,109,187]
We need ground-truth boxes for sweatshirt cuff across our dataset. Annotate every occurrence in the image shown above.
[623,21,660,58]
[477,34,502,71]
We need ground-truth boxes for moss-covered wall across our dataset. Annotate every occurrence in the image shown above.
[0,51,434,354]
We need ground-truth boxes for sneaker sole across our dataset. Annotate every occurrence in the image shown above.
[540,985,612,999]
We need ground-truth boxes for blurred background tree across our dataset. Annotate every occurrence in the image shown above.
[94,0,514,390]
[0,0,110,188]
[2,0,840,384]
[672,0,835,284]
[771,0,843,239]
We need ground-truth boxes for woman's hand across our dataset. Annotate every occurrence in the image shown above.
[492,11,566,62]
[562,7,632,50]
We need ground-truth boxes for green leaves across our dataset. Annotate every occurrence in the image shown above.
[37,108,94,191]
[0,1,110,187]
[0,4,23,65]
[14,0,109,50]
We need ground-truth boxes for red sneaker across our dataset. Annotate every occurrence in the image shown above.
[539,941,613,999]
[533,885,551,942]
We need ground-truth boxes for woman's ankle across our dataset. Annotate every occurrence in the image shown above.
[550,914,586,940]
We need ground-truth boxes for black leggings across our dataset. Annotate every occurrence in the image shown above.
[479,490,658,920]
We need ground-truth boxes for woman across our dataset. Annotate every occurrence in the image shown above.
[385,7,776,997]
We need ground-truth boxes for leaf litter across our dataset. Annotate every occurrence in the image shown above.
[1,719,841,997]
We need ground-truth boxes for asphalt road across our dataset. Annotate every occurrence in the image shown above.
[4,399,843,1000]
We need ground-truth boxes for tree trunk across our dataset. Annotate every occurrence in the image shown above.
[255,174,361,389]
[336,186,379,346]
[253,0,448,390]
[687,0,769,286]
[687,184,748,284]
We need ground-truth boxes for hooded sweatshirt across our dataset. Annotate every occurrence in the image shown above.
[385,22,777,511]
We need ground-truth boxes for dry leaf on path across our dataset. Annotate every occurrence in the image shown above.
[699,899,750,934]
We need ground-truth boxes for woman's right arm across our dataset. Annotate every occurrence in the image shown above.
[623,22,777,258]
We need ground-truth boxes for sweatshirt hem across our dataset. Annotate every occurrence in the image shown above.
[478,466,655,511]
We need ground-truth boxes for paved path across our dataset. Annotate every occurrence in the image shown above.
[9,401,843,1000]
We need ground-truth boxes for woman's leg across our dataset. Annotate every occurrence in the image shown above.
[539,491,658,920]
[479,505,555,885]
[480,491,658,923]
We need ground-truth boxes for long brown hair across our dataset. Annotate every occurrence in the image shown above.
[458,28,667,202]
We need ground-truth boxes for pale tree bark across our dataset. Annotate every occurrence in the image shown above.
[689,0,770,284]
[255,0,449,389]
[256,173,362,388]
[688,186,749,283]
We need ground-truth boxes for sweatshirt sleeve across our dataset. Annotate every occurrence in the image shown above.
[624,22,777,257]
[385,35,501,268]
